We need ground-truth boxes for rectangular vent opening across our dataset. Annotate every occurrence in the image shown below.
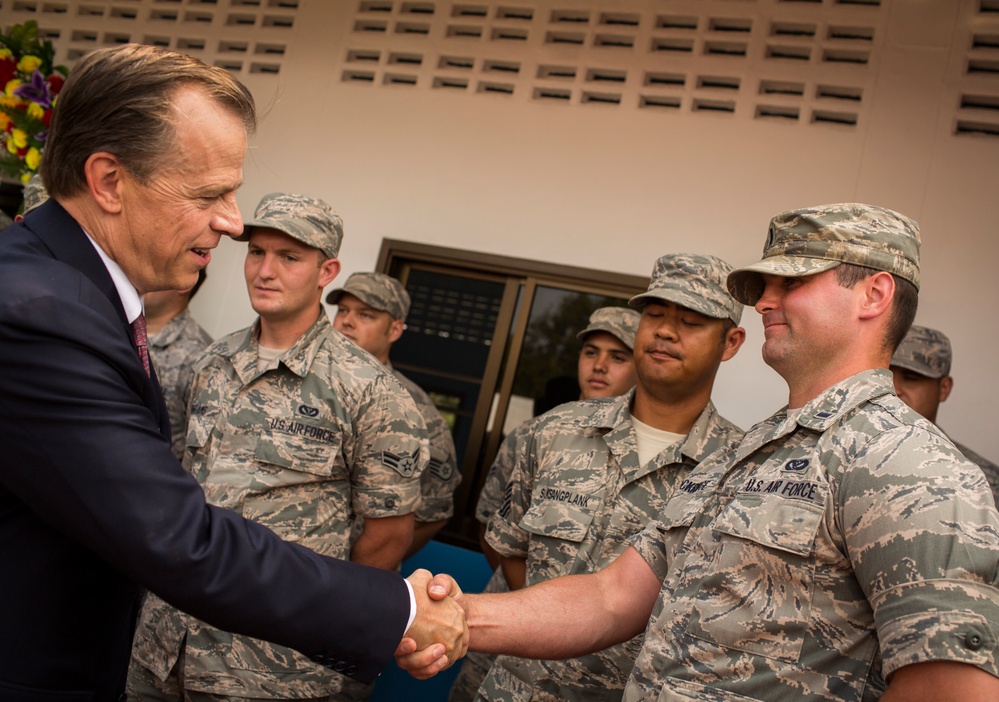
[813,110,858,125]
[538,65,577,79]
[249,62,281,75]
[221,40,250,53]
[232,0,262,6]
[546,31,585,45]
[760,80,804,96]
[710,18,752,33]
[757,105,800,120]
[227,13,257,25]
[698,75,740,90]
[71,30,98,42]
[828,25,875,41]
[982,0,999,12]
[645,72,685,87]
[705,41,748,57]
[359,1,392,11]
[268,0,299,7]
[389,52,423,65]
[401,2,435,14]
[533,87,571,101]
[778,0,821,3]
[961,94,999,110]
[355,20,387,32]
[492,28,528,40]
[766,45,811,60]
[816,85,863,101]
[693,99,736,113]
[823,49,870,64]
[477,81,514,94]
[582,91,621,105]
[772,21,816,37]
[653,38,694,52]
[152,9,179,21]
[176,38,206,50]
[972,34,999,49]
[384,73,418,85]
[956,120,999,135]
[484,60,520,73]
[215,60,243,72]
[262,15,294,28]
[104,32,132,45]
[110,6,138,19]
[969,59,999,74]
[342,70,375,82]
[640,95,681,109]
[835,0,881,5]
[39,28,61,40]
[497,7,533,21]
[184,12,213,23]
[551,10,589,24]
[656,15,698,31]
[42,4,69,13]
[447,25,482,38]
[453,5,487,17]
[433,77,468,89]
[601,13,639,27]
[256,44,287,55]
[347,49,380,62]
[587,69,626,82]
[145,35,172,47]
[440,56,474,69]
[396,22,430,34]
[594,34,634,48]
[77,5,104,16]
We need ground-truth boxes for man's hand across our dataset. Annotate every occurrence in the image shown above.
[396,569,467,679]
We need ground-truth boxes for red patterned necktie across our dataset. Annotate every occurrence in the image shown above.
[131,313,151,377]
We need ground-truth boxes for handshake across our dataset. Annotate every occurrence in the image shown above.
[397,568,468,679]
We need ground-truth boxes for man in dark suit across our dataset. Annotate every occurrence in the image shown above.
[0,44,466,701]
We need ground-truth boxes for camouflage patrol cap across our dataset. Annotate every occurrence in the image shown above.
[22,173,49,215]
[727,203,921,306]
[629,253,744,325]
[237,192,344,258]
[890,324,952,378]
[576,307,641,350]
[325,272,411,321]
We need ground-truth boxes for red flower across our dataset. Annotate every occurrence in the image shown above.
[0,58,16,87]
[42,108,52,127]
[46,73,63,95]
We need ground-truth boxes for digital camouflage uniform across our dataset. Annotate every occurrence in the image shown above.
[480,391,744,701]
[329,272,462,530]
[474,258,745,702]
[890,324,999,505]
[130,313,428,699]
[622,204,999,700]
[624,370,999,701]
[148,308,213,459]
[391,366,461,523]
[451,307,642,702]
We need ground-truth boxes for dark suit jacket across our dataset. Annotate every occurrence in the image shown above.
[0,201,411,701]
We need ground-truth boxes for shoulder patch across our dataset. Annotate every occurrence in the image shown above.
[380,450,419,477]
[427,458,454,481]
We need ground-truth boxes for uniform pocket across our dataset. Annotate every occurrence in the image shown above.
[685,492,825,663]
[254,424,345,480]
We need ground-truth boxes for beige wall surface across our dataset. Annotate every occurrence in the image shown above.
[6,0,998,460]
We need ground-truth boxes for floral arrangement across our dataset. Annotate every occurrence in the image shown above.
[0,21,67,183]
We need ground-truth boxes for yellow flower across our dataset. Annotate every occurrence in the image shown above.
[27,101,44,120]
[17,55,42,73]
[25,147,41,170]
[5,78,21,96]
[9,128,28,150]
[20,171,31,183]
[0,48,12,60]
[0,94,17,108]
[0,112,9,130]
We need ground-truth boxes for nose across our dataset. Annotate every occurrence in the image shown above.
[653,316,679,341]
[256,252,277,279]
[591,352,608,373]
[754,278,779,315]
[214,192,243,239]
[334,310,353,330]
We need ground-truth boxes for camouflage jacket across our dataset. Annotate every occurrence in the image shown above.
[625,370,999,701]
[480,390,744,701]
[131,313,428,698]
[148,308,212,460]
[951,439,999,509]
[391,365,461,522]
[475,417,540,526]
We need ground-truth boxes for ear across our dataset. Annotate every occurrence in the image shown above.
[319,257,341,288]
[388,318,405,344]
[720,325,746,362]
[83,152,125,214]
[938,375,954,403]
[857,271,895,320]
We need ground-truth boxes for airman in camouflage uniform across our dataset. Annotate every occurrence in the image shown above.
[449,306,642,702]
[474,256,747,701]
[145,268,213,459]
[329,271,461,557]
[442,205,999,702]
[889,324,999,505]
[128,193,428,701]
